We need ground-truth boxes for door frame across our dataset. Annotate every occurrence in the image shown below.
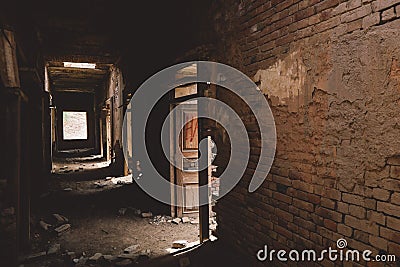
[169,82,210,242]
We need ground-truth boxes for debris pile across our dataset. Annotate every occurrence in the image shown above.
[38,213,71,236]
[172,240,188,249]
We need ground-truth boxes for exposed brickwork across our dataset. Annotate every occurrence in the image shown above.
[204,0,400,265]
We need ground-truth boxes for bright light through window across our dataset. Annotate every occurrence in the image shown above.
[63,111,88,140]
[63,62,96,69]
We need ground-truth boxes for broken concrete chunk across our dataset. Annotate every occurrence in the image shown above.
[47,243,61,255]
[181,217,190,223]
[54,223,71,234]
[39,220,52,231]
[118,208,127,216]
[88,253,103,262]
[172,240,188,249]
[94,181,109,188]
[171,218,181,224]
[139,249,151,259]
[124,244,140,254]
[190,219,199,224]
[111,175,133,185]
[53,213,68,224]
[141,212,152,218]
[151,215,169,224]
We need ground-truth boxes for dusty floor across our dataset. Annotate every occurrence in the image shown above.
[23,156,204,266]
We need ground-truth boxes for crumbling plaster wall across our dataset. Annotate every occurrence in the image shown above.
[209,0,400,264]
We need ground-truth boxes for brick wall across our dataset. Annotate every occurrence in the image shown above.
[203,0,400,265]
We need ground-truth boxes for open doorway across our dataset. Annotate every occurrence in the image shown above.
[169,64,219,244]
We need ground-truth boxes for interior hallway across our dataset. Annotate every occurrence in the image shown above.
[2,0,400,267]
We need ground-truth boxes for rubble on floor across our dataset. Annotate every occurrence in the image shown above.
[172,218,181,224]
[172,240,188,249]
[52,213,68,224]
[150,215,171,224]
[110,175,133,185]
[39,220,52,231]
[54,223,71,235]
[38,212,71,236]
[141,212,152,218]
[123,244,140,254]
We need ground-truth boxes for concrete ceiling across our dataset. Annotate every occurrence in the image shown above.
[47,61,110,92]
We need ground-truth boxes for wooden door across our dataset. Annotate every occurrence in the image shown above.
[175,102,199,216]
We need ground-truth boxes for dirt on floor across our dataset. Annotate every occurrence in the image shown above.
[22,156,204,267]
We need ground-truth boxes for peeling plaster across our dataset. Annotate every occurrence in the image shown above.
[253,50,307,112]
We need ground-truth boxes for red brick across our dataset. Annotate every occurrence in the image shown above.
[321,197,336,209]
[372,188,391,201]
[347,0,362,10]
[293,198,314,212]
[337,202,349,214]
[342,193,364,205]
[380,227,400,243]
[275,208,294,222]
[273,192,292,204]
[294,6,316,21]
[294,216,316,231]
[387,155,400,165]
[292,180,314,193]
[337,224,353,237]
[388,241,400,254]
[391,192,400,205]
[332,2,347,16]
[315,207,343,222]
[315,0,340,12]
[377,202,400,217]
[275,225,293,239]
[341,4,372,22]
[367,211,386,225]
[299,0,320,11]
[382,7,396,21]
[387,216,400,231]
[390,165,400,178]
[345,215,379,235]
[349,205,366,219]
[324,219,337,231]
[369,235,388,251]
[371,0,400,11]
[322,188,341,200]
